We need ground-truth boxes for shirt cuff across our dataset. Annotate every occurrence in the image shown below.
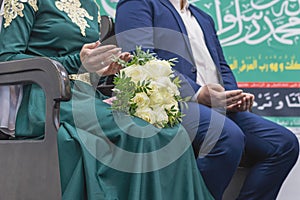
[191,87,203,102]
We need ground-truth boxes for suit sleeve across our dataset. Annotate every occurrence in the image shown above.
[115,0,155,52]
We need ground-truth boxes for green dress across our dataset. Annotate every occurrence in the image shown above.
[0,0,213,199]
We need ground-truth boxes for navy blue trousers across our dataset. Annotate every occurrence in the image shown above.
[181,102,299,200]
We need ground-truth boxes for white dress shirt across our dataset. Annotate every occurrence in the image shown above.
[169,0,220,99]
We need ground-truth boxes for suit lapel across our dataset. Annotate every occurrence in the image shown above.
[159,0,194,61]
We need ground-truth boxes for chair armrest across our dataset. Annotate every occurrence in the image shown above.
[0,57,71,137]
[0,57,71,101]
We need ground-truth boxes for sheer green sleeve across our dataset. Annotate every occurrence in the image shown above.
[0,2,37,61]
[0,1,83,74]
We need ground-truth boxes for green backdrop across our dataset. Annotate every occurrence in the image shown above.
[96,0,300,132]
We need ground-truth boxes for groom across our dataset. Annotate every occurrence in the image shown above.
[115,0,299,199]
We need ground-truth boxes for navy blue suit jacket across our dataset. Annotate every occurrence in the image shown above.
[115,0,238,93]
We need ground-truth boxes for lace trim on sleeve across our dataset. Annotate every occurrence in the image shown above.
[55,0,93,37]
[3,0,38,28]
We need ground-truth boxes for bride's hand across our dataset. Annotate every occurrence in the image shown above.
[96,52,131,76]
[80,41,122,73]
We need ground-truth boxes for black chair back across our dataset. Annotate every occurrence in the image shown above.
[97,15,117,96]
[100,15,117,45]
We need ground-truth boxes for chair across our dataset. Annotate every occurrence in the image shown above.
[0,58,71,200]
[97,15,117,97]
[100,15,117,45]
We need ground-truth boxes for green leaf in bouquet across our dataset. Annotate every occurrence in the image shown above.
[165,107,184,128]
[135,80,152,95]
[128,46,156,66]
[172,76,182,88]
[168,57,178,66]
[111,71,136,113]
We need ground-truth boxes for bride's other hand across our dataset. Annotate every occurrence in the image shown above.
[96,52,131,76]
[119,52,131,62]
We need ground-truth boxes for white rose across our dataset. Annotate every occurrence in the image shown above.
[149,87,169,105]
[152,106,168,124]
[163,99,179,111]
[121,65,148,83]
[149,92,164,106]
[143,60,173,79]
[148,81,176,106]
[131,92,150,108]
[134,107,156,124]
[154,77,180,96]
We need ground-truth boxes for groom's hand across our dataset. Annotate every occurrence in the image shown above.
[197,83,245,108]
[227,92,255,112]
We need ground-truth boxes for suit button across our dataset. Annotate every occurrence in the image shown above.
[191,67,197,73]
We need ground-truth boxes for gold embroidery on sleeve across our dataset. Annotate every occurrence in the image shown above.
[3,0,38,28]
[55,0,93,37]
[28,0,38,11]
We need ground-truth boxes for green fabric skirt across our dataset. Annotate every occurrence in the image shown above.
[16,80,213,200]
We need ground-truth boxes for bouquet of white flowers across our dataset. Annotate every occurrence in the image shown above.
[111,47,186,128]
